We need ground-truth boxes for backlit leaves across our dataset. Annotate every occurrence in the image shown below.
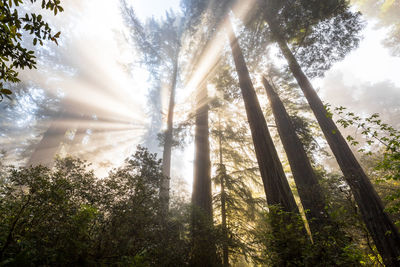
[0,0,63,101]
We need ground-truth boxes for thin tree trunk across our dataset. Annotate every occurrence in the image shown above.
[267,17,400,266]
[262,77,331,236]
[68,114,90,155]
[225,17,298,212]
[218,114,229,267]
[0,196,31,259]
[160,55,179,214]
[191,83,217,266]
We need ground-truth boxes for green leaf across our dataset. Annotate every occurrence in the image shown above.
[0,89,12,95]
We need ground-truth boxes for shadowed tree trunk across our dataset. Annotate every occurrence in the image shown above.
[220,168,228,267]
[160,55,179,214]
[266,17,400,266]
[217,114,229,267]
[225,17,298,212]
[27,113,68,167]
[262,77,331,236]
[191,83,218,266]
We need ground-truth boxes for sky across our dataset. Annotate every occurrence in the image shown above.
[129,0,181,21]
[1,0,400,191]
[318,22,400,127]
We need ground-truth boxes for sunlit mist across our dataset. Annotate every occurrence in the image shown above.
[1,0,152,176]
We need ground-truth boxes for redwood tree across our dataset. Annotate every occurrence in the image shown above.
[225,17,298,213]
[191,83,218,266]
[262,5,400,264]
[262,76,330,235]
[160,51,180,214]
[121,2,184,213]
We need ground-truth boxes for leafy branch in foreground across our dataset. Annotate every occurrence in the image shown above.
[0,0,63,101]
[334,106,400,219]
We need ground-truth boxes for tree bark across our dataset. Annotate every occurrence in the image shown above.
[218,114,229,267]
[160,55,179,214]
[191,83,217,266]
[225,17,298,212]
[262,77,331,236]
[267,17,400,266]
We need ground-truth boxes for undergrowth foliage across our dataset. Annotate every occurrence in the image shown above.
[252,206,362,266]
[0,144,393,266]
[0,146,190,266]
[334,106,400,222]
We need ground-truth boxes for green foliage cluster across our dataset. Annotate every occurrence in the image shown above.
[335,107,400,221]
[241,0,364,78]
[253,206,364,267]
[212,164,261,263]
[0,146,190,266]
[208,59,265,265]
[316,168,387,265]
[0,0,62,100]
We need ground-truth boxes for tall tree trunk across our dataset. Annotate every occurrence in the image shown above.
[218,114,229,267]
[225,17,298,212]
[68,114,91,155]
[160,55,179,214]
[267,17,400,266]
[27,113,68,167]
[191,83,217,266]
[262,77,331,236]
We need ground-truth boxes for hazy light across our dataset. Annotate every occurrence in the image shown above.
[4,0,152,175]
[128,0,181,21]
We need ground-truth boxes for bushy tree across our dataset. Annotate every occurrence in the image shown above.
[0,146,191,266]
[0,158,99,265]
